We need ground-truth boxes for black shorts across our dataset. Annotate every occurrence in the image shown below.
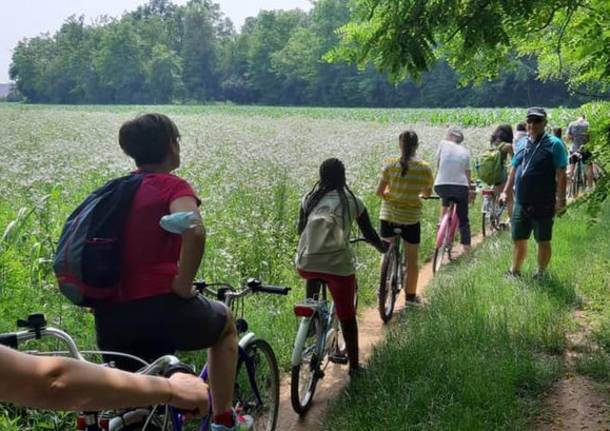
[95,294,228,371]
[380,220,421,245]
[570,151,592,165]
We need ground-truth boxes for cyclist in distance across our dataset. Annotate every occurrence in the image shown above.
[490,124,514,220]
[433,127,474,253]
[0,345,208,415]
[376,130,433,305]
[514,122,528,154]
[94,114,250,431]
[296,158,387,375]
[567,114,594,192]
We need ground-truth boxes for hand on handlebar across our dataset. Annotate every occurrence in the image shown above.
[499,192,508,205]
[167,373,209,418]
[378,241,390,254]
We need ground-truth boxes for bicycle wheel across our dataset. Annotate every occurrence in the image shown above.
[574,161,585,198]
[378,247,398,323]
[290,314,323,415]
[481,211,488,237]
[432,245,446,274]
[235,339,280,431]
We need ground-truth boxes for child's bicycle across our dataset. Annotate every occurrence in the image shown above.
[0,277,290,431]
[480,187,506,237]
[289,278,352,415]
[375,230,405,323]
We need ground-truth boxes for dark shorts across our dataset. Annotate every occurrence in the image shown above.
[95,293,228,371]
[570,151,592,165]
[511,203,554,242]
[297,269,357,321]
[380,220,421,245]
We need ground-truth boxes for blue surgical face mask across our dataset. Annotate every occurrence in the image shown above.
[160,211,199,234]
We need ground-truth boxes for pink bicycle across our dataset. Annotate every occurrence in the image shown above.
[424,196,459,273]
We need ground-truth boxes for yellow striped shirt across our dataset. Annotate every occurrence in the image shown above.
[379,158,434,225]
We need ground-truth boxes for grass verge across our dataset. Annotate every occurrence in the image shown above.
[324,201,610,430]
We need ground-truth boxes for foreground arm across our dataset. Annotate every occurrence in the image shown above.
[170,196,205,298]
[0,345,208,413]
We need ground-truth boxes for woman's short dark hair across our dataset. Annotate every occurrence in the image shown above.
[119,113,180,166]
[491,124,513,144]
[516,122,527,132]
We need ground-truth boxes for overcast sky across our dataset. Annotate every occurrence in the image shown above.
[0,0,313,82]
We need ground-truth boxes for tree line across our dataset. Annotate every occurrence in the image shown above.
[8,0,594,107]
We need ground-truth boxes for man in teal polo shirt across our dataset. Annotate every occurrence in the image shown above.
[501,107,568,278]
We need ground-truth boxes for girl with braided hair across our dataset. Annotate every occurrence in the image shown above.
[377,130,434,305]
[296,158,387,374]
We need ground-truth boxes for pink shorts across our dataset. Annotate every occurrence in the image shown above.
[297,269,357,321]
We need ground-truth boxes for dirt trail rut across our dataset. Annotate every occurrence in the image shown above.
[275,236,482,430]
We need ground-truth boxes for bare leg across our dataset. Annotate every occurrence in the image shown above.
[586,164,594,189]
[512,240,528,273]
[537,241,552,272]
[339,317,359,370]
[208,310,238,417]
[404,242,419,296]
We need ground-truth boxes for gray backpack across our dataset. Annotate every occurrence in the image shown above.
[295,193,354,274]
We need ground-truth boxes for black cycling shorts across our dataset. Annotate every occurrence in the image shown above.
[95,294,228,371]
[380,220,421,245]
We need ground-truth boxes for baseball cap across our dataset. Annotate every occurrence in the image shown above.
[526,107,547,119]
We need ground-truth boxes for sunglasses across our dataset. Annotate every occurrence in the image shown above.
[526,117,544,124]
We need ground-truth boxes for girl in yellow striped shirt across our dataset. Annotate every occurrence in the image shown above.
[376,130,434,305]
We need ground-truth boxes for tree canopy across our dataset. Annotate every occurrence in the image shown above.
[7,0,601,106]
[329,0,610,94]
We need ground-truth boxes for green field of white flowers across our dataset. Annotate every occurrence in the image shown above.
[0,103,576,429]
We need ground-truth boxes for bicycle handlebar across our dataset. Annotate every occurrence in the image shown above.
[193,277,291,303]
[420,195,441,200]
[349,237,371,244]
[0,314,194,378]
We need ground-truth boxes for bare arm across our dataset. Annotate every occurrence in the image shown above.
[355,208,387,253]
[501,167,516,200]
[0,346,208,413]
[376,178,388,199]
[170,196,205,298]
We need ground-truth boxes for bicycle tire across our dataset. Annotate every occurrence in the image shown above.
[378,247,397,323]
[290,314,322,415]
[481,211,488,237]
[235,338,280,431]
[433,246,445,273]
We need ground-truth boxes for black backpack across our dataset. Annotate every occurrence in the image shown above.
[516,134,556,218]
[53,173,144,307]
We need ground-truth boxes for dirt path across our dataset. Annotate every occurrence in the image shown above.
[275,235,483,430]
[536,311,610,431]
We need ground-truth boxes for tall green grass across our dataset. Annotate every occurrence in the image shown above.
[325,202,610,430]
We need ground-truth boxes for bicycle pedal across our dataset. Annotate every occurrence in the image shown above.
[328,354,349,365]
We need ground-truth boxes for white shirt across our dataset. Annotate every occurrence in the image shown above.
[434,140,471,187]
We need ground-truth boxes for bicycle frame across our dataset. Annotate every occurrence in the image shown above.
[436,202,459,249]
[291,285,336,369]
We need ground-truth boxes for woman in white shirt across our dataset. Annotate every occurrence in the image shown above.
[434,127,473,252]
